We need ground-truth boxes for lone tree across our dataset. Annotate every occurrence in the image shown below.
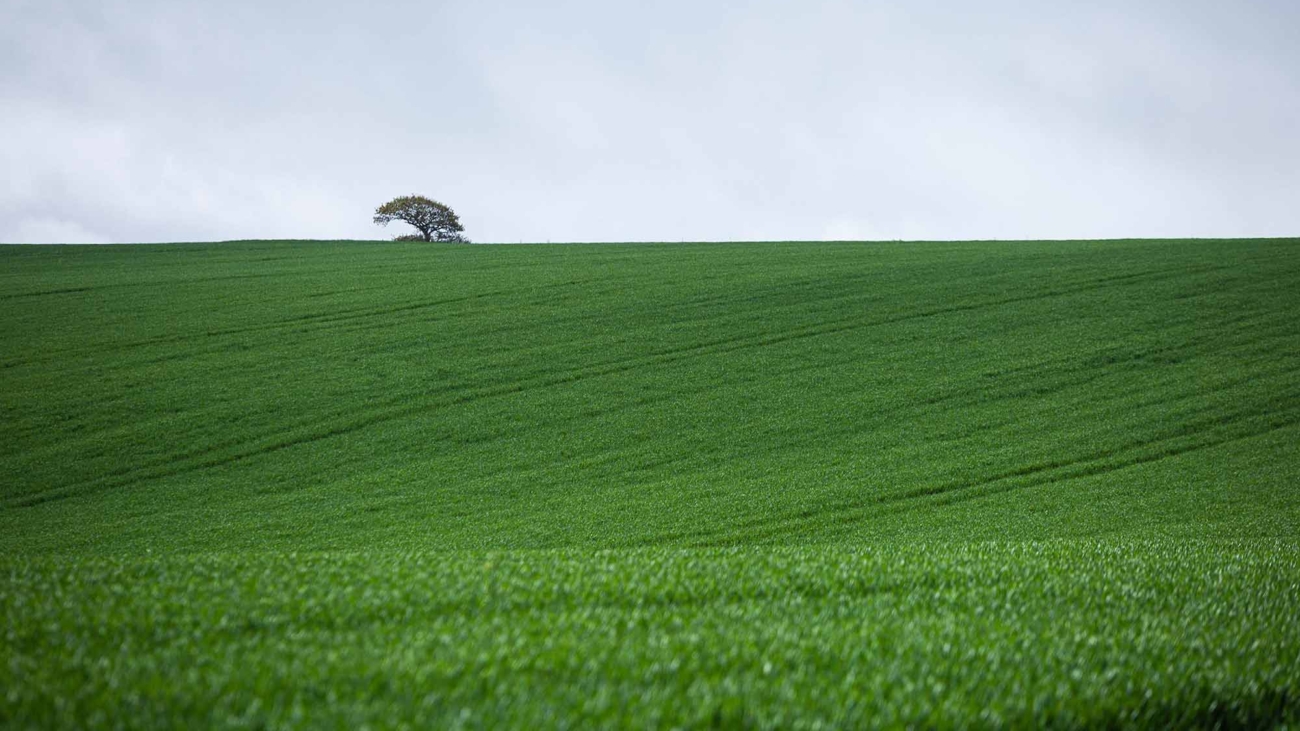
[373,195,468,242]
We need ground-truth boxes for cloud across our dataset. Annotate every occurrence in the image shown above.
[2,0,1298,243]
[6,218,111,245]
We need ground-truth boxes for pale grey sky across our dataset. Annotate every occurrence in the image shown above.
[2,0,1298,243]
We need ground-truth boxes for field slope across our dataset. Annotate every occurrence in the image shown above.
[3,238,1299,728]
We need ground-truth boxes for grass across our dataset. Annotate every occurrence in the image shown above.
[2,238,1299,727]
[6,543,1298,729]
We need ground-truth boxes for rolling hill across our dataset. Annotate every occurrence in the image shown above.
[3,238,1299,728]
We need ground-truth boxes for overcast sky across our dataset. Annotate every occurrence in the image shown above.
[3,0,1298,244]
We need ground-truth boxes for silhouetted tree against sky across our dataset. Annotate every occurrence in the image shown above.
[373,196,468,242]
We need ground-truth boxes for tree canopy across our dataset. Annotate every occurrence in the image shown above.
[373,196,468,242]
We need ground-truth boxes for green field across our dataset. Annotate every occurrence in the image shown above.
[3,239,1299,728]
